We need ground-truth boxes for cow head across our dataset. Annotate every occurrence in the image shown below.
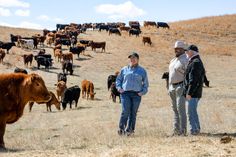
[90,92,96,100]
[24,73,51,102]
[49,92,60,111]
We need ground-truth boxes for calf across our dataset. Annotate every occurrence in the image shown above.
[28,91,60,112]
[34,54,53,70]
[62,61,73,75]
[110,82,120,103]
[62,52,73,63]
[54,49,63,62]
[142,37,152,46]
[22,54,33,66]
[0,49,6,63]
[61,85,81,110]
[57,73,67,83]
[81,79,96,100]
[55,81,67,101]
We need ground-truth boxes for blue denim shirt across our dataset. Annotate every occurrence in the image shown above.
[116,65,149,95]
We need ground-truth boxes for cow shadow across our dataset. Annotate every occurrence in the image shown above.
[76,106,92,110]
[75,58,91,61]
[199,132,236,137]
[0,147,25,153]
[93,98,103,101]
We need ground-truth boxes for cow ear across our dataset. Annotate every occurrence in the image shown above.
[30,73,40,82]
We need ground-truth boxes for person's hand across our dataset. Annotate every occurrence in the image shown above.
[186,95,192,100]
[119,89,124,93]
[137,92,142,96]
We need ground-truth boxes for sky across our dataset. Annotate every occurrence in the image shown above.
[0,0,235,30]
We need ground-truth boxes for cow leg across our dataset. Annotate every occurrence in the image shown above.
[0,121,6,149]
[69,102,72,109]
[29,102,34,112]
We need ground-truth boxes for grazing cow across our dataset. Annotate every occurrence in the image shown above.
[57,73,67,83]
[89,41,106,52]
[69,46,85,58]
[110,82,120,103]
[99,25,109,32]
[0,49,6,63]
[79,40,91,46]
[22,54,33,66]
[0,73,51,148]
[142,37,152,46]
[14,67,28,74]
[109,28,121,36]
[81,79,96,100]
[55,81,67,101]
[34,54,53,70]
[61,85,81,110]
[28,91,60,112]
[157,22,170,29]
[62,61,73,75]
[129,29,141,37]
[162,72,169,90]
[0,42,16,54]
[144,21,156,27]
[119,26,131,32]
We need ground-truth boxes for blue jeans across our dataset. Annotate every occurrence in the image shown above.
[119,91,141,132]
[187,98,200,134]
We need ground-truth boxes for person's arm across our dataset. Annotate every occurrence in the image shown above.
[116,69,124,93]
[139,70,149,96]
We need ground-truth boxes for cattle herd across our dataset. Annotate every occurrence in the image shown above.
[0,20,170,149]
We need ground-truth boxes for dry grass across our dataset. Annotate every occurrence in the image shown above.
[0,14,236,157]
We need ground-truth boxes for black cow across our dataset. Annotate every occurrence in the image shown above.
[34,54,53,70]
[130,24,140,30]
[0,42,16,54]
[56,24,69,31]
[60,38,71,47]
[109,28,121,36]
[162,72,169,90]
[69,46,85,58]
[107,75,117,90]
[10,34,21,43]
[157,22,170,29]
[57,73,67,83]
[99,25,109,32]
[62,61,73,75]
[129,29,141,37]
[14,67,28,74]
[61,85,81,110]
[110,82,120,103]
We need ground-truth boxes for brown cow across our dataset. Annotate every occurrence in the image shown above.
[0,49,6,63]
[142,37,152,46]
[22,53,33,66]
[89,41,106,52]
[62,52,73,63]
[55,81,67,101]
[28,91,60,112]
[54,49,63,62]
[0,73,51,148]
[144,21,157,27]
[81,79,96,100]
[119,26,131,32]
